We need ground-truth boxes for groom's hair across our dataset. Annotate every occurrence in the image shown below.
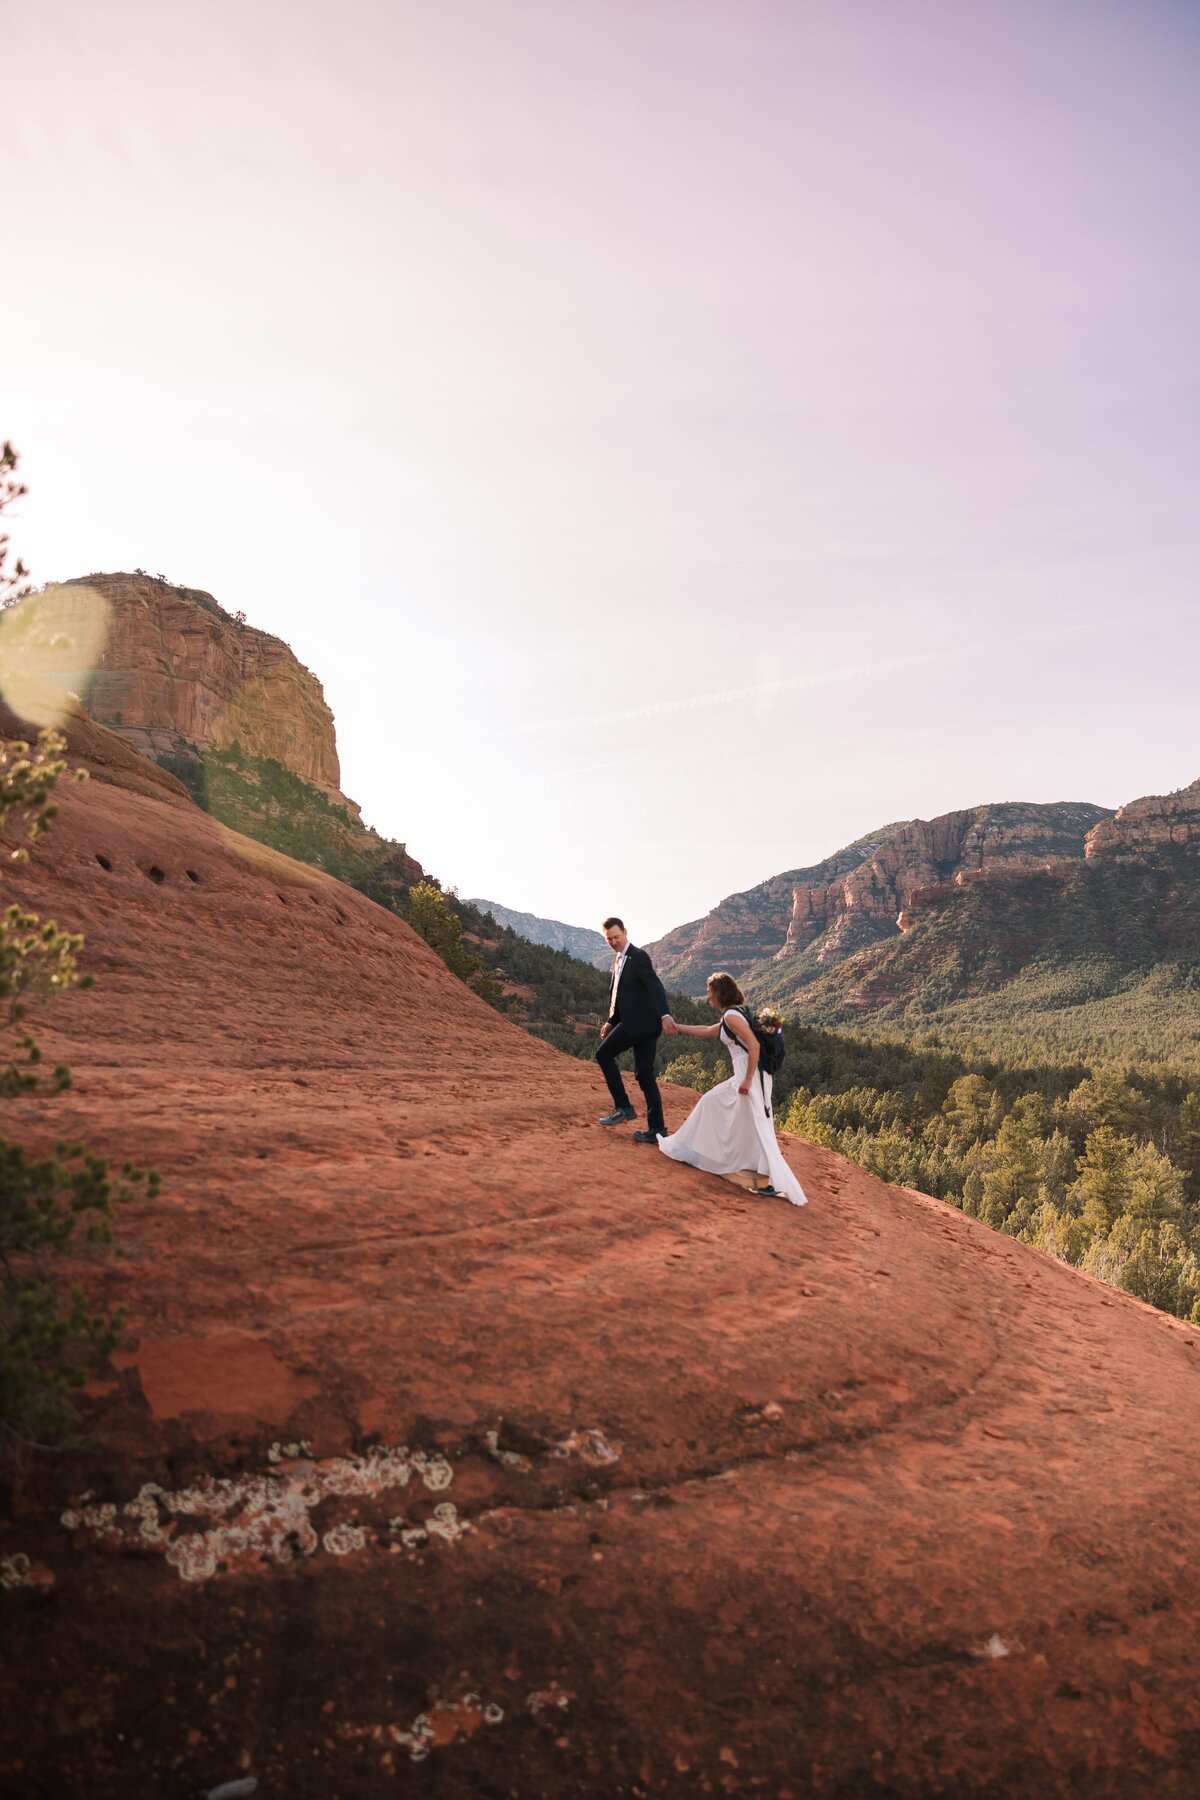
[602,916,624,931]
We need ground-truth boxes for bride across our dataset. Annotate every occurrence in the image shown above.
[659,972,808,1206]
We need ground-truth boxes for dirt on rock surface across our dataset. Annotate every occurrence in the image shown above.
[2,754,1200,1798]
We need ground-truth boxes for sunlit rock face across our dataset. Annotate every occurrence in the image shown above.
[52,572,345,797]
[788,802,1111,953]
[650,804,1109,991]
[1085,776,1200,859]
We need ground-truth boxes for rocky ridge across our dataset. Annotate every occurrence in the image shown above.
[467,898,610,967]
[739,787,1200,1051]
[651,803,1111,993]
[648,825,907,993]
[4,739,1200,1795]
[52,572,347,799]
[793,801,1110,955]
[1085,775,1200,860]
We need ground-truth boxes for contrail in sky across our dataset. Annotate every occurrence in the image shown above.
[500,643,961,740]
[500,622,1092,742]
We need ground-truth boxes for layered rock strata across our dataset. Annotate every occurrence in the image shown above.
[1085,776,1200,859]
[648,827,905,992]
[43,573,347,798]
[651,804,1110,992]
[790,801,1111,956]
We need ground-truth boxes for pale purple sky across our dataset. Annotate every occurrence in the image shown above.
[8,0,1200,938]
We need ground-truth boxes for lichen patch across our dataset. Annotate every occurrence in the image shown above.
[553,1427,621,1467]
[59,1442,465,1584]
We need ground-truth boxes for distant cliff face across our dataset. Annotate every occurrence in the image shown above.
[467,900,610,968]
[647,828,907,993]
[1085,777,1200,860]
[734,776,1200,1042]
[790,802,1111,960]
[53,573,344,797]
[649,806,1109,994]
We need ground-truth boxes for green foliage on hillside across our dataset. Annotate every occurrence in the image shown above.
[154,743,397,884]
[406,881,498,1001]
[664,1011,1200,1325]
[0,442,31,608]
[659,1050,726,1094]
[462,902,707,1048]
[0,728,154,1458]
[742,851,1200,1066]
[0,454,155,1461]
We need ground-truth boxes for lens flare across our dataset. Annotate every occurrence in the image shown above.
[0,583,112,727]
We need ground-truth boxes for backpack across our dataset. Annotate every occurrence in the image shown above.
[721,1006,786,1088]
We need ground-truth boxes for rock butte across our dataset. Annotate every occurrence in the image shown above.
[56,572,350,801]
[2,724,1200,1796]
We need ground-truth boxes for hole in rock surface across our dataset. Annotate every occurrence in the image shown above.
[185,869,200,883]
[147,866,166,884]
[95,854,112,871]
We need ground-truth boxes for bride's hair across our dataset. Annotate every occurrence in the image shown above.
[707,971,744,1008]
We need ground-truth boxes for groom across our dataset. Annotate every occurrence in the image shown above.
[596,916,676,1143]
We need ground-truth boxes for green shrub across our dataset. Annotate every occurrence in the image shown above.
[0,451,153,1460]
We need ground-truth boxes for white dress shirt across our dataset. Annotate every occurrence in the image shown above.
[609,944,629,1018]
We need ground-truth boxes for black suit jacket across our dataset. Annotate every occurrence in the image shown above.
[608,944,670,1040]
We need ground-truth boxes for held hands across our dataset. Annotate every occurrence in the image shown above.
[661,1014,678,1036]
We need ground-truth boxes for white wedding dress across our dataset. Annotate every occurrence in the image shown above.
[658,1010,808,1205]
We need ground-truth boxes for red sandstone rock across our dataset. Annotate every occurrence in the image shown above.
[29,572,348,798]
[781,803,1109,960]
[2,753,1200,1796]
[1085,775,1200,859]
[652,805,1109,991]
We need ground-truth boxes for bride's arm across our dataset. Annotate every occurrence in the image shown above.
[671,1021,721,1039]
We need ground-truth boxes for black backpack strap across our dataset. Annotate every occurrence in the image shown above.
[721,1005,749,1043]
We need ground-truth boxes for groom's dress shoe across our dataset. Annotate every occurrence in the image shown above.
[633,1128,666,1143]
[599,1107,636,1126]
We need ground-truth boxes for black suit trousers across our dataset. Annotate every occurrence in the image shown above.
[596,1023,666,1134]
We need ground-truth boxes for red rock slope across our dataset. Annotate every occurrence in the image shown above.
[3,745,1200,1798]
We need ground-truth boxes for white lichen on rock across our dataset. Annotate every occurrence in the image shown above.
[267,1439,313,1463]
[59,1440,457,1584]
[0,1553,32,1590]
[416,1452,454,1491]
[528,1683,572,1717]
[425,1501,470,1543]
[552,1427,621,1467]
[484,1429,532,1471]
[323,1522,367,1556]
[336,1686,566,1764]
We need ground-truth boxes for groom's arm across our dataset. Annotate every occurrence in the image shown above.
[631,948,671,1022]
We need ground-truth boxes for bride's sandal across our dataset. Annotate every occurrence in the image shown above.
[753,1184,781,1198]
